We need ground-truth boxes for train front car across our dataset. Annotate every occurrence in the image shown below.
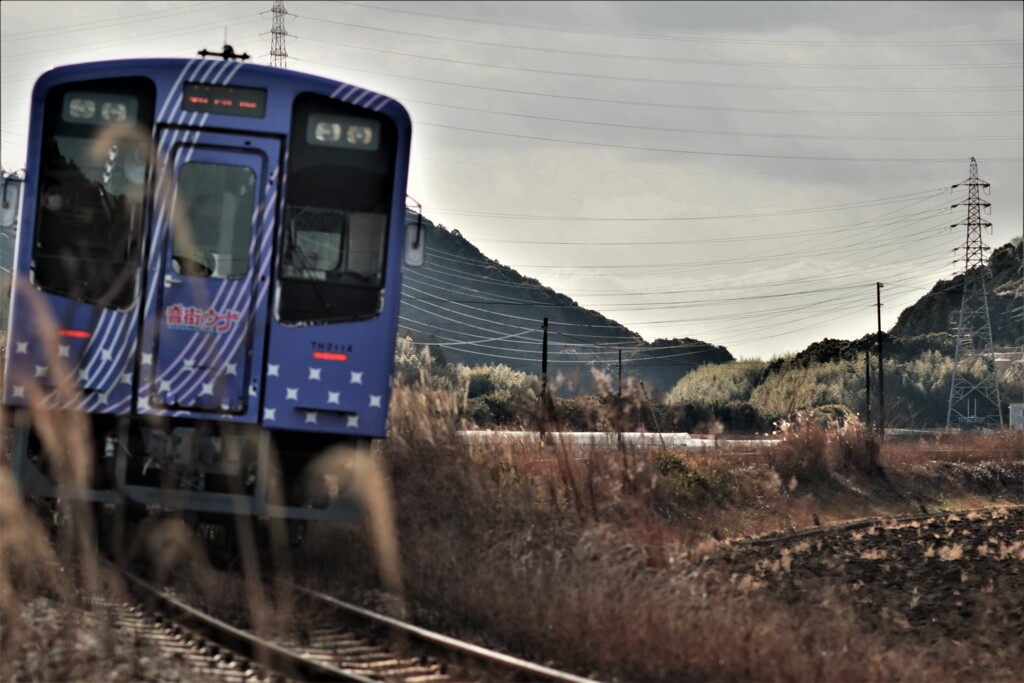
[4,58,417,526]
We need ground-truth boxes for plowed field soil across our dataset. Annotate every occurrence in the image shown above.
[714,507,1023,654]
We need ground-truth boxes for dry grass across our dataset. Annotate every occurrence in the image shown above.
[298,381,1024,682]
[3,356,1022,681]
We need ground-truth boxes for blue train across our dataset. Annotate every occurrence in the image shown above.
[3,53,422,528]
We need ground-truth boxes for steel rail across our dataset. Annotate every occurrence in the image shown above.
[288,582,603,683]
[110,560,378,682]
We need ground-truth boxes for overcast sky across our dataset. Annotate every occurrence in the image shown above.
[2,1,1021,360]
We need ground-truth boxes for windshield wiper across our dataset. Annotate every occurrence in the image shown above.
[287,216,333,310]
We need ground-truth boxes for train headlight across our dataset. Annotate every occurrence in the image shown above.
[346,125,374,146]
[313,121,343,143]
[64,92,137,124]
[68,98,96,120]
[308,114,380,151]
[101,101,129,122]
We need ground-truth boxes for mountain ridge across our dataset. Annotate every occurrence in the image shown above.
[398,213,733,395]
[399,213,1021,394]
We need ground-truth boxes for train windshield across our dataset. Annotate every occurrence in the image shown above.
[31,78,154,308]
[277,94,396,324]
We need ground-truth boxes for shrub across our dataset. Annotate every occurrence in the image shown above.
[667,360,766,405]
[759,412,882,489]
[457,363,535,399]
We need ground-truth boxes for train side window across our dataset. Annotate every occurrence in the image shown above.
[30,77,154,308]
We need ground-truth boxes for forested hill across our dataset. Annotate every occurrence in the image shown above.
[891,239,1023,345]
[397,213,733,395]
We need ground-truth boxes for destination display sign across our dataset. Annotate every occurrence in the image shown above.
[182,83,267,118]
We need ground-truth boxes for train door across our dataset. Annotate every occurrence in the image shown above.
[142,133,278,415]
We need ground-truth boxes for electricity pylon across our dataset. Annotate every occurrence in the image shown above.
[270,1,289,69]
[946,158,1003,428]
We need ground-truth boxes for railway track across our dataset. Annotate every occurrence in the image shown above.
[82,595,263,682]
[112,560,600,683]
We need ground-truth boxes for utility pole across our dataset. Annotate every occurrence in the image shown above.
[876,282,884,437]
[617,348,624,447]
[865,351,871,428]
[541,317,549,425]
[617,349,622,398]
[947,158,1003,428]
[270,0,289,69]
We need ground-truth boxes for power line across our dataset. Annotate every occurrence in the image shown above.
[292,56,1024,121]
[335,2,1024,50]
[422,187,948,223]
[292,31,1024,88]
[420,122,1023,163]
[0,2,244,42]
[405,99,1024,144]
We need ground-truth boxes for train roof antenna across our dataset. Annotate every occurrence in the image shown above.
[198,44,251,61]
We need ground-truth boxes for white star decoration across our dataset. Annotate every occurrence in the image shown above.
[346,415,359,428]
[183,359,195,370]
[308,367,322,381]
[328,391,340,404]
[58,345,70,358]
[286,387,299,401]
[12,386,25,399]
[350,371,363,385]
[141,352,153,366]
[158,380,172,393]
[226,363,238,376]
[305,411,318,424]
[268,364,280,377]
[369,395,382,408]
[120,372,133,385]
[34,365,47,378]
[95,393,109,406]
[79,367,90,382]
[100,348,113,362]
[264,407,276,421]
[16,341,28,354]
[200,382,215,397]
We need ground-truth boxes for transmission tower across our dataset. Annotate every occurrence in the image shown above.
[270,0,289,69]
[946,157,1003,428]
